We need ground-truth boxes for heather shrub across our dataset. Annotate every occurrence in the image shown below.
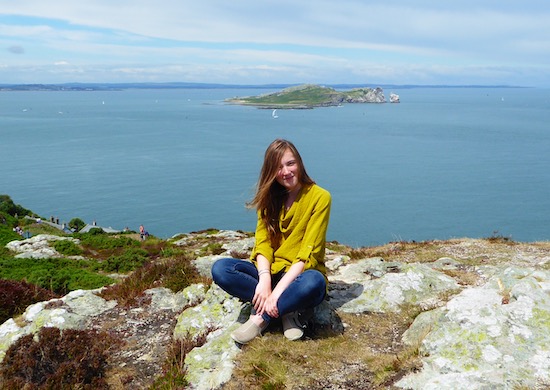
[0,258,114,295]
[162,253,205,293]
[0,279,59,324]
[95,247,149,273]
[0,327,117,389]
[99,260,164,307]
[99,253,204,307]
[76,229,140,250]
[0,223,21,246]
[52,239,83,256]
[0,195,31,218]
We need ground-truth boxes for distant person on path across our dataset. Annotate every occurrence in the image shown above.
[211,139,331,344]
[139,225,148,240]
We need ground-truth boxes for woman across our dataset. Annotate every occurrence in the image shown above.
[211,139,331,344]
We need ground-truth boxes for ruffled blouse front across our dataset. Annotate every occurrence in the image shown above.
[250,184,331,276]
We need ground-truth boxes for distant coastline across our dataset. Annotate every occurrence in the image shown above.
[0,82,529,92]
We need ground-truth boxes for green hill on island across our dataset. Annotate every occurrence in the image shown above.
[225,84,386,109]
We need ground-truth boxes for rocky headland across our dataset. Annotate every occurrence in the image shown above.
[1,229,550,389]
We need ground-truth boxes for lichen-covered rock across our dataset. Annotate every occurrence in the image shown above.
[220,236,255,253]
[174,284,243,389]
[397,267,550,389]
[145,285,207,312]
[330,259,460,313]
[5,234,80,259]
[192,255,226,279]
[0,289,116,362]
[185,330,242,390]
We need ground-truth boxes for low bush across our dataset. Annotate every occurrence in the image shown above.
[0,195,32,218]
[52,239,84,256]
[0,327,118,389]
[0,257,114,295]
[0,223,21,246]
[96,247,149,273]
[99,260,165,307]
[76,230,140,250]
[0,279,59,324]
[100,253,205,307]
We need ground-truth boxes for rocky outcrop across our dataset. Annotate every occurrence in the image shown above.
[339,87,386,104]
[2,232,550,389]
[390,93,400,103]
[5,234,79,258]
[396,266,550,389]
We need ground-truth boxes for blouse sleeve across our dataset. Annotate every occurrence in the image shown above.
[295,189,331,268]
[250,210,275,264]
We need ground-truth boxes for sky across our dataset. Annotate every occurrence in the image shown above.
[1,1,550,86]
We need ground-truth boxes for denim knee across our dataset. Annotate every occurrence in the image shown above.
[211,257,232,285]
[301,271,327,306]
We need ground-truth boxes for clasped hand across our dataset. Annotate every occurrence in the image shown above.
[252,279,280,318]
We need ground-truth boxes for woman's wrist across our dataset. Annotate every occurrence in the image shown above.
[258,269,271,277]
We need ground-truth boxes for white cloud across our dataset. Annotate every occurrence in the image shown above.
[1,0,550,85]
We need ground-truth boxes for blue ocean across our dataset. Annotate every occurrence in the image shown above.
[1,87,549,247]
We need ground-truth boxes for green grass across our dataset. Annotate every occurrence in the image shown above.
[75,229,140,251]
[229,84,350,108]
[52,239,84,256]
[0,257,114,295]
[0,224,21,247]
[246,85,338,105]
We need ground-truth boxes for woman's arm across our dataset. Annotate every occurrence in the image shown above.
[252,254,272,315]
[264,260,305,318]
[296,189,331,268]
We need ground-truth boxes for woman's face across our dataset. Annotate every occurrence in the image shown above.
[276,148,301,192]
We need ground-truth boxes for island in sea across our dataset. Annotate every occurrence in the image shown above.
[225,83,398,109]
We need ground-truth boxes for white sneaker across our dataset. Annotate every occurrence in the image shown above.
[282,312,304,341]
[231,317,268,344]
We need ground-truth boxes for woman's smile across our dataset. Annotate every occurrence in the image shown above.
[277,149,300,192]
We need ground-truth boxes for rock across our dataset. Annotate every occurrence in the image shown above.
[396,267,550,389]
[0,289,116,362]
[430,257,463,270]
[146,285,207,312]
[329,259,460,313]
[342,87,386,104]
[5,234,80,259]
[192,255,226,279]
[325,255,350,271]
[221,236,255,253]
[174,284,243,389]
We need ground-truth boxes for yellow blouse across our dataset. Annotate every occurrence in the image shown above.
[250,184,331,277]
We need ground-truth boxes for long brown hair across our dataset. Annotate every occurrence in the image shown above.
[248,139,314,248]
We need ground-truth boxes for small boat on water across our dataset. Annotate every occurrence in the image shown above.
[272,109,278,119]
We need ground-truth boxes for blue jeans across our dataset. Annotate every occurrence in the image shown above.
[211,257,326,323]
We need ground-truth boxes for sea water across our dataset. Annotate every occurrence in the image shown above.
[1,87,549,246]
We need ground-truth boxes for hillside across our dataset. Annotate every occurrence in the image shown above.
[1,197,550,389]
